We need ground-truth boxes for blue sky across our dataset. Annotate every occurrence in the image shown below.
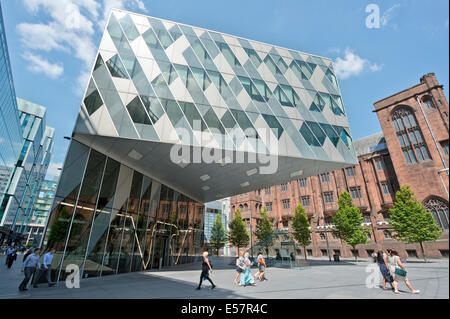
[2,0,449,179]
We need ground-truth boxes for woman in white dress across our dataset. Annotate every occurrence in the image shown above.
[388,250,420,294]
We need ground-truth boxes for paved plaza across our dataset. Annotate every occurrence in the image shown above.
[1,255,448,299]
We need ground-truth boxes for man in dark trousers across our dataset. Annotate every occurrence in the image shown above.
[33,248,56,288]
[6,246,17,269]
[19,248,41,291]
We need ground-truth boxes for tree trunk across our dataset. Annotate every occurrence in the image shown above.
[353,246,357,262]
[303,246,307,260]
[419,241,427,263]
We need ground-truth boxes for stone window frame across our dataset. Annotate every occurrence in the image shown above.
[392,106,431,164]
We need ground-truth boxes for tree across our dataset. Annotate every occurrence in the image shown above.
[389,185,442,262]
[48,207,71,249]
[228,209,249,255]
[332,191,369,261]
[254,207,274,258]
[291,204,311,260]
[210,214,227,255]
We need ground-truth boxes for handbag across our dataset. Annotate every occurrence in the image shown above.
[395,267,407,277]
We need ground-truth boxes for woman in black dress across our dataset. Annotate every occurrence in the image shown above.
[196,251,215,290]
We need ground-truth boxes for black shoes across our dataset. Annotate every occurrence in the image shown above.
[196,287,201,290]
[49,283,56,287]
[211,285,216,289]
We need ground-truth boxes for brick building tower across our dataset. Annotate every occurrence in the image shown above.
[374,73,449,204]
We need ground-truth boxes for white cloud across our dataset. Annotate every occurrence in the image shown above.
[382,4,401,28]
[18,0,147,93]
[334,49,382,80]
[22,52,64,79]
[99,0,148,30]
[45,161,63,180]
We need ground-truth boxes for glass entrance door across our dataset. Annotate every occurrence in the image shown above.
[151,235,169,269]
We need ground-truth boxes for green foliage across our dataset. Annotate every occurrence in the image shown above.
[210,214,228,255]
[228,209,249,252]
[389,186,442,261]
[332,192,368,260]
[48,207,70,246]
[254,207,274,256]
[291,204,311,259]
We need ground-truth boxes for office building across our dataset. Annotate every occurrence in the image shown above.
[42,9,357,281]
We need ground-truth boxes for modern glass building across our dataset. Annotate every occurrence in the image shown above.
[42,9,357,281]
[22,179,58,246]
[0,2,23,228]
[204,200,228,243]
[33,179,58,226]
[0,98,55,238]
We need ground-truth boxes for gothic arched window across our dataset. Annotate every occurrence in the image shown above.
[424,198,449,230]
[392,107,431,164]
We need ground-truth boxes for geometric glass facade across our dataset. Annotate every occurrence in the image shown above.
[72,9,357,203]
[0,2,23,227]
[43,9,358,280]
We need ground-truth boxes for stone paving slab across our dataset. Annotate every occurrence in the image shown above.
[1,255,448,299]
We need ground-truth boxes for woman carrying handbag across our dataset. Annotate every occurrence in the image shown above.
[389,250,420,294]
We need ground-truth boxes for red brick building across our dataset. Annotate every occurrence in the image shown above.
[230,73,449,259]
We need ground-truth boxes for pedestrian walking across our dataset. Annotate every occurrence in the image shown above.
[33,248,56,288]
[23,249,32,263]
[196,251,215,290]
[239,252,256,286]
[6,246,17,269]
[234,251,245,285]
[376,250,394,290]
[388,250,420,294]
[19,248,41,291]
[257,251,267,281]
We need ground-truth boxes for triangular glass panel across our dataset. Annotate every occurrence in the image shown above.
[140,95,163,123]
[142,28,162,50]
[168,24,182,42]
[203,108,226,135]
[300,122,320,147]
[320,123,340,146]
[326,69,338,87]
[119,14,140,42]
[216,41,241,68]
[84,80,103,116]
[94,54,104,71]
[262,114,284,140]
[106,54,129,79]
[244,47,262,68]
[126,96,152,125]
[309,102,321,112]
[220,110,237,129]
[179,102,207,132]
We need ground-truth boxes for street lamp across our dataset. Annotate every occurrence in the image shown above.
[250,208,253,259]
[318,194,332,262]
